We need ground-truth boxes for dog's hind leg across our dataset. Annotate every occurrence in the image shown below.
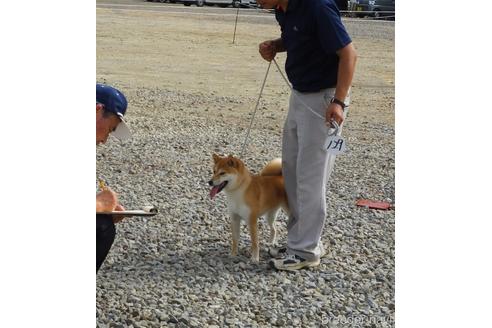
[266,209,279,246]
[247,214,260,263]
[231,214,241,257]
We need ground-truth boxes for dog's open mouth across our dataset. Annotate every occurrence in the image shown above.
[210,181,228,199]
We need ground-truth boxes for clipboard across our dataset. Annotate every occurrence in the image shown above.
[97,206,158,217]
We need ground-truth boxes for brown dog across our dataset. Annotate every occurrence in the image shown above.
[208,154,290,262]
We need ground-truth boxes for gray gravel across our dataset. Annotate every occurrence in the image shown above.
[96,82,394,328]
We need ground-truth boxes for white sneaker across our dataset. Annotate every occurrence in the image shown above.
[269,254,320,271]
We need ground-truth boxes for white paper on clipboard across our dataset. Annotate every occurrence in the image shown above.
[97,206,158,217]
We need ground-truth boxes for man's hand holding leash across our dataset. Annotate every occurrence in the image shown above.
[326,101,344,128]
[259,40,277,62]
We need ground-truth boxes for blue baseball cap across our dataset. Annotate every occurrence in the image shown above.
[96,83,131,140]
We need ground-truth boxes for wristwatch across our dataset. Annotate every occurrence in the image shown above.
[330,97,346,110]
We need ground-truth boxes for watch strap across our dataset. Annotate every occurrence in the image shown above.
[330,97,346,110]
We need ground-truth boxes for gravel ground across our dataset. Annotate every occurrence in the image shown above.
[97,3,394,328]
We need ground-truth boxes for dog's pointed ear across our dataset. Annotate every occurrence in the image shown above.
[227,155,241,168]
[227,156,237,168]
[213,154,220,163]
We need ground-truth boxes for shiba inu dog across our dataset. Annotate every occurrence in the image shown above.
[208,154,289,262]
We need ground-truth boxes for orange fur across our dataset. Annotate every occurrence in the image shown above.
[259,158,282,176]
[209,155,289,262]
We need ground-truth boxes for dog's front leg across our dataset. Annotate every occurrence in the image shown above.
[248,214,259,263]
[230,213,241,257]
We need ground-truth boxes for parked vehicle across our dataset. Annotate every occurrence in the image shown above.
[368,0,395,18]
[182,0,253,7]
[348,0,395,18]
[146,0,178,3]
[348,0,370,18]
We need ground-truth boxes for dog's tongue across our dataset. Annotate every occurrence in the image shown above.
[210,186,220,199]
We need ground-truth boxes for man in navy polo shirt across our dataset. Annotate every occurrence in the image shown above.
[257,0,357,270]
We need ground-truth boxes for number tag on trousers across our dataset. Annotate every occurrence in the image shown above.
[324,121,346,155]
[324,135,346,155]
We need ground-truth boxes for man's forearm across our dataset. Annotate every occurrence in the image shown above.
[335,43,357,102]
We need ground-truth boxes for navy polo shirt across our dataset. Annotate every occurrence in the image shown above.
[276,0,352,92]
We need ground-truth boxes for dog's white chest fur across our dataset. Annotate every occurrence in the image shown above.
[225,190,250,220]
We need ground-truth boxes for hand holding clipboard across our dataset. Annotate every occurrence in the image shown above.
[97,179,158,218]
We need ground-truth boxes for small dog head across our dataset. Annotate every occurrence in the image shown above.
[208,154,244,199]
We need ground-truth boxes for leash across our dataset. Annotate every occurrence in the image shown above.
[272,58,341,134]
[239,60,272,158]
[239,58,346,158]
[272,58,324,121]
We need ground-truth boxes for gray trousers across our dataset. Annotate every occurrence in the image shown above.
[282,88,349,261]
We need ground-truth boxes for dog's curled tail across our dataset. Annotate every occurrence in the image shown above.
[260,158,282,176]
